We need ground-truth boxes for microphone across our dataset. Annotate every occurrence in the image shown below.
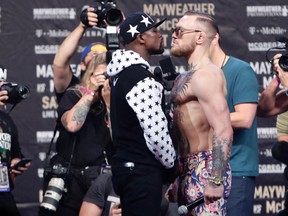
[178,196,204,215]
[154,66,163,81]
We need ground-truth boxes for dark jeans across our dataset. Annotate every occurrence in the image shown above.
[227,176,255,216]
[112,162,163,216]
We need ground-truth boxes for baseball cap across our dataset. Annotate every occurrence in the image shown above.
[81,43,107,63]
[118,12,166,45]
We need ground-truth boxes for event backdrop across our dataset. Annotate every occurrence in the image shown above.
[0,0,287,215]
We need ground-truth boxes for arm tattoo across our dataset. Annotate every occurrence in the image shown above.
[72,99,91,126]
[211,134,232,178]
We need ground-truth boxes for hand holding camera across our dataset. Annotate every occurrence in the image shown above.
[80,0,123,28]
[0,82,30,104]
[0,82,8,106]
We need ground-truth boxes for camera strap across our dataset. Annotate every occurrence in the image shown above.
[7,103,17,114]
[44,119,78,179]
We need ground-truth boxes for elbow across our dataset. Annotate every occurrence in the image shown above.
[241,118,254,128]
[61,114,81,133]
[64,123,80,133]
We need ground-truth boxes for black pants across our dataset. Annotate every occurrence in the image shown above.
[39,166,100,216]
[112,162,163,216]
[0,192,21,216]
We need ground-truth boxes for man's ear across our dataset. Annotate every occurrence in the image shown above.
[196,31,206,44]
[212,33,220,45]
[136,34,145,44]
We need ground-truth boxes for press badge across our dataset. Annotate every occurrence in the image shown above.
[0,163,10,192]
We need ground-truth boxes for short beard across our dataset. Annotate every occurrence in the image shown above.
[171,43,195,58]
[150,45,164,55]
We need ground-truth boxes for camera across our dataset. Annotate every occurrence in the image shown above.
[266,36,288,73]
[0,82,30,104]
[279,54,288,71]
[80,0,123,28]
[40,164,68,212]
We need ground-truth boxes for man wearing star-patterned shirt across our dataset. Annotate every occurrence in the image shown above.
[107,12,177,216]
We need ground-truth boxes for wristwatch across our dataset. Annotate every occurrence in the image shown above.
[207,176,224,186]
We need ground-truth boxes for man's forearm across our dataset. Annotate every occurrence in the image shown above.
[211,133,232,179]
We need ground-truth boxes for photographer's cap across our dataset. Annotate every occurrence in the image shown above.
[81,43,107,63]
[119,12,166,45]
[0,65,7,81]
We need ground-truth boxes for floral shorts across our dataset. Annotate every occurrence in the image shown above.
[179,150,231,216]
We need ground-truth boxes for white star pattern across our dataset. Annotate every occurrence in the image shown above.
[126,77,176,168]
[107,49,150,77]
[140,15,152,27]
[127,24,140,38]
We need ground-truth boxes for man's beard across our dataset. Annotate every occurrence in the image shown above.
[171,43,195,58]
[150,44,164,55]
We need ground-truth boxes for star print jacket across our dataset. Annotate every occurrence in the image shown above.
[107,49,176,169]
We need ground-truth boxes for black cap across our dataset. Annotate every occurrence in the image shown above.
[118,12,166,45]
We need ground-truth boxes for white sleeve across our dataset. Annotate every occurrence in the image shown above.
[126,77,176,168]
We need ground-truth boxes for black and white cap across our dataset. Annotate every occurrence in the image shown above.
[118,12,166,45]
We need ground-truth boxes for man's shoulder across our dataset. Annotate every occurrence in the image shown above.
[228,56,252,69]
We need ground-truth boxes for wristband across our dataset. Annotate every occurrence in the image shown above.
[207,176,224,186]
[274,77,280,85]
[79,87,95,96]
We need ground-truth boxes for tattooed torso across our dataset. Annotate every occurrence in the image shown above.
[170,71,212,155]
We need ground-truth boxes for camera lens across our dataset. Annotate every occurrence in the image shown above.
[40,178,65,211]
[17,85,30,99]
[279,54,288,71]
[106,8,123,26]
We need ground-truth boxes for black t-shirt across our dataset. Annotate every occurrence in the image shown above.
[56,88,113,167]
[83,173,119,216]
[0,110,23,189]
[55,75,80,103]
[0,110,22,164]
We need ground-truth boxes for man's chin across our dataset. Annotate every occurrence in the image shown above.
[171,48,181,57]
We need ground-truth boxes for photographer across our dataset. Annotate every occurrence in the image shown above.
[53,1,123,103]
[40,53,113,216]
[257,53,288,216]
[53,7,107,102]
[257,53,288,117]
[0,82,31,216]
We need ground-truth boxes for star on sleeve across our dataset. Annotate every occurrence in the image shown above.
[126,77,176,168]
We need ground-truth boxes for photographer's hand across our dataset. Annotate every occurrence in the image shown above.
[101,79,111,111]
[0,82,8,106]
[85,7,99,28]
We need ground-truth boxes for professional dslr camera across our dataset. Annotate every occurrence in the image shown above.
[0,82,30,104]
[80,0,123,28]
[267,36,288,73]
[40,164,68,212]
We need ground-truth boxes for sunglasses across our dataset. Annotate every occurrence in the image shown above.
[172,27,201,38]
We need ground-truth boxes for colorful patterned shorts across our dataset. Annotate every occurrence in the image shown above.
[179,150,231,216]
